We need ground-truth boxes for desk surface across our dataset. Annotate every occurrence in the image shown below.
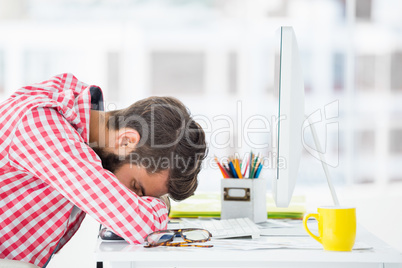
[95,223,402,268]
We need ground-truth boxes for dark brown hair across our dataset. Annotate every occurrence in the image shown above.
[107,96,207,201]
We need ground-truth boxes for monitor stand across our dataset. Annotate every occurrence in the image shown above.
[305,116,340,206]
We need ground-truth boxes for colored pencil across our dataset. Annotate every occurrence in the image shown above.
[234,156,243,178]
[228,161,238,178]
[254,162,263,178]
[216,153,262,179]
[223,163,231,177]
[242,154,250,177]
[249,152,255,178]
[250,153,261,178]
[214,156,230,178]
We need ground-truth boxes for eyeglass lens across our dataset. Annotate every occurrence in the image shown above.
[147,229,210,245]
[147,231,175,244]
[181,230,210,241]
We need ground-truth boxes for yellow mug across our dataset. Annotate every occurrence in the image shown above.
[303,206,356,251]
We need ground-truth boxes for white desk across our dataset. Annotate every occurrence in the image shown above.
[94,224,402,268]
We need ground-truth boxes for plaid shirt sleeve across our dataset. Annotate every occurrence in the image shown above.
[8,106,168,244]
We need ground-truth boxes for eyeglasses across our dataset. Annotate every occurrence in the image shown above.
[144,228,213,248]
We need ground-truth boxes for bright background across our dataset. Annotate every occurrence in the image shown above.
[0,0,401,267]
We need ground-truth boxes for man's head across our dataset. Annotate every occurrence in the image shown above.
[91,96,207,201]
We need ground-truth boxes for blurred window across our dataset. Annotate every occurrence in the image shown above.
[228,51,237,94]
[355,54,375,91]
[107,51,120,101]
[389,129,402,155]
[389,176,402,183]
[334,0,346,20]
[355,176,375,184]
[151,51,205,94]
[390,51,402,92]
[333,52,345,92]
[355,0,372,21]
[355,129,375,155]
[266,0,288,17]
[23,49,81,85]
[24,50,50,85]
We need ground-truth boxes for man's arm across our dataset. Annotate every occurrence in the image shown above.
[8,107,168,243]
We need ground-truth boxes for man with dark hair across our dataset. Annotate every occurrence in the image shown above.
[93,96,206,201]
[0,73,207,267]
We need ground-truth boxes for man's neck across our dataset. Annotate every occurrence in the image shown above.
[89,110,108,147]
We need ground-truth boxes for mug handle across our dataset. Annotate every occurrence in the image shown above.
[303,213,321,244]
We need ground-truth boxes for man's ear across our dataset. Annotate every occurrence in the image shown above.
[116,128,140,156]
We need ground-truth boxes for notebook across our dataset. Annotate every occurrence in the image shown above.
[169,192,306,219]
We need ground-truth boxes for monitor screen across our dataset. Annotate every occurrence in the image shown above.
[272,26,305,207]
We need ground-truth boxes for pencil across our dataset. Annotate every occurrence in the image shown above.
[234,156,243,179]
[228,161,238,178]
[249,152,256,178]
[223,163,232,177]
[250,153,261,178]
[214,156,230,178]
[255,154,262,178]
[254,162,263,178]
[242,154,250,178]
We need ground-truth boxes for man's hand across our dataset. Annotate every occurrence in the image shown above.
[159,194,171,215]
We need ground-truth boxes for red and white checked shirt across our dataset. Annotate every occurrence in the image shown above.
[0,73,168,267]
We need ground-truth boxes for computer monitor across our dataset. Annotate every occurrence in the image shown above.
[272,26,339,208]
[272,26,305,208]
